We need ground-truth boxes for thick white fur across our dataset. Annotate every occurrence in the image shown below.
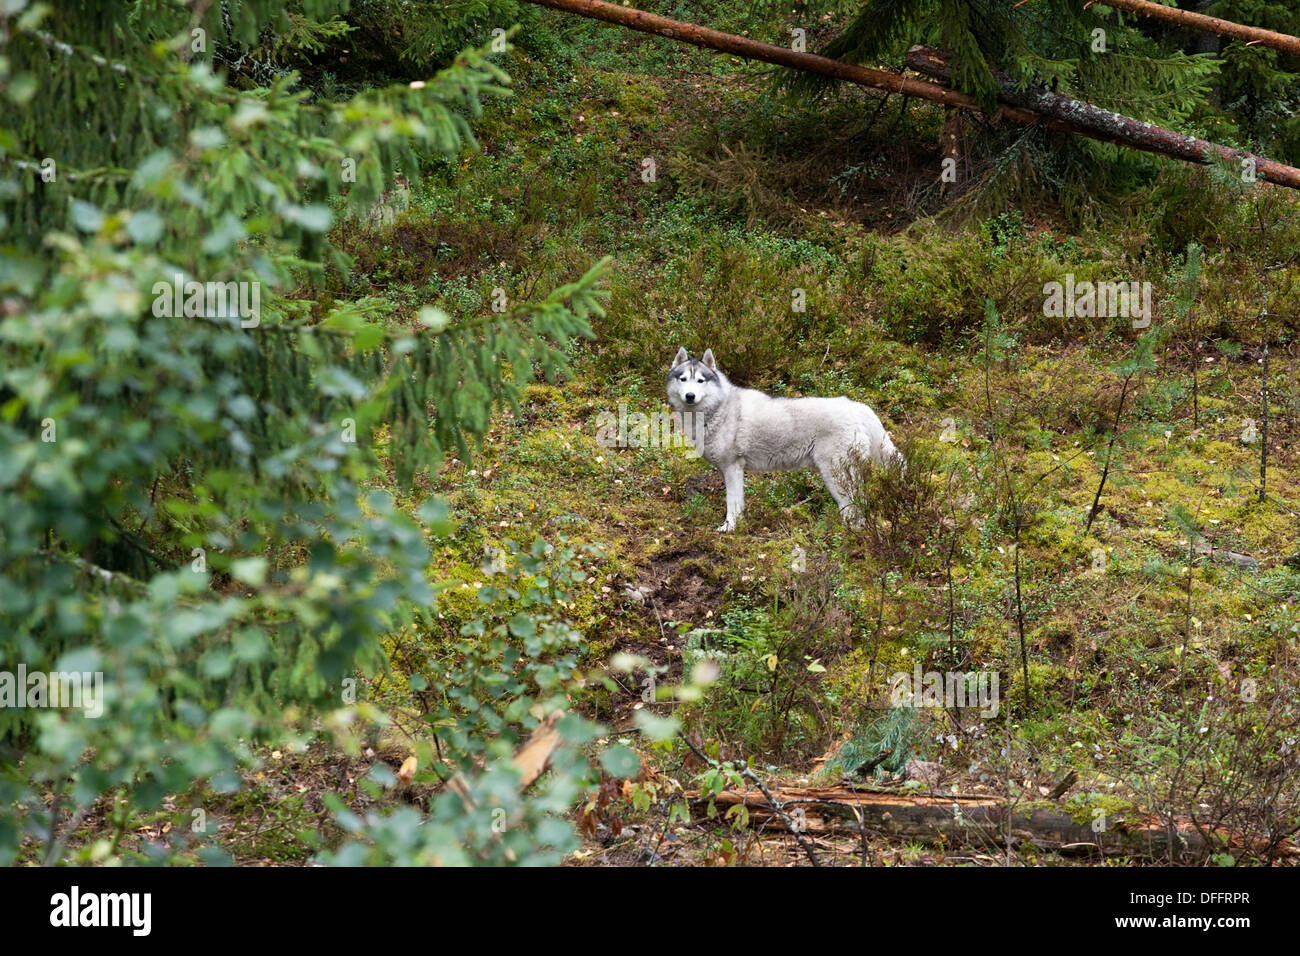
[665,347,901,531]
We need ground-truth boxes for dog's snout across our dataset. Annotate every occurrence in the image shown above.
[684,392,696,404]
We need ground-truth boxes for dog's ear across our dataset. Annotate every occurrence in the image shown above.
[701,348,716,371]
[672,346,689,368]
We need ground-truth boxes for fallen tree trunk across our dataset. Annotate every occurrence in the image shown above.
[1094,0,1300,58]
[686,785,1296,860]
[523,0,1039,119]
[522,0,1300,190]
[1194,538,1260,571]
[905,44,1300,190]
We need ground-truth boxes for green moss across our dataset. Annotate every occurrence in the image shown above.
[614,75,666,119]
[1061,792,1141,827]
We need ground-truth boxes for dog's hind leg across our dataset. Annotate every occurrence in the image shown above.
[817,459,863,529]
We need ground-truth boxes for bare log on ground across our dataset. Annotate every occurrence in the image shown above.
[904,45,1300,190]
[1094,0,1300,58]
[686,785,1297,860]
[1193,539,1261,571]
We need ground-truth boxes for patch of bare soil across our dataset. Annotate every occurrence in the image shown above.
[639,545,724,623]
[601,542,727,729]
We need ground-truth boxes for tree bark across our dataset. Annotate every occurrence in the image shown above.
[1094,0,1300,57]
[905,45,1300,189]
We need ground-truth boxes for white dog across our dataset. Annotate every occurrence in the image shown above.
[666,347,903,531]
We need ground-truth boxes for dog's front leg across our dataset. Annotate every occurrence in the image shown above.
[719,463,744,532]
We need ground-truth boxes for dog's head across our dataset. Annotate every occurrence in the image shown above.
[666,346,726,414]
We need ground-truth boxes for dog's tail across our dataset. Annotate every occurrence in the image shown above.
[883,434,904,476]
[876,431,906,475]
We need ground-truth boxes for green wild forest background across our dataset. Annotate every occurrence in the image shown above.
[2,0,1299,866]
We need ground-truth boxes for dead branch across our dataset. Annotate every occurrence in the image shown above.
[685,784,1298,861]
[1094,0,1300,57]
[1047,771,1079,801]
[905,45,1300,190]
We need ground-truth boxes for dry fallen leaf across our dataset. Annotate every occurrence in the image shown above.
[398,755,417,785]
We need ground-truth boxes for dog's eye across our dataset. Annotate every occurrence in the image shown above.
[678,375,687,381]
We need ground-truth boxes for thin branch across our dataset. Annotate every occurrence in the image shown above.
[1084,371,1136,535]
[677,732,821,867]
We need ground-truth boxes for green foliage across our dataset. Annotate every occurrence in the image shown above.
[1173,241,1204,320]
[680,593,842,764]
[1111,668,1300,862]
[784,0,1232,209]
[796,0,1218,117]
[1209,1,1300,157]
[321,537,604,865]
[0,0,606,865]
[597,226,842,385]
[836,706,919,776]
[334,0,577,80]
[2,0,1297,869]
[855,227,1044,344]
[408,535,600,764]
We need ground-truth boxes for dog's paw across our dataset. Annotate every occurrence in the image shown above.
[716,519,736,533]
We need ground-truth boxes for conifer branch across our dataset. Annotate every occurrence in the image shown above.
[6,157,134,183]
[21,27,131,74]
[906,45,1300,190]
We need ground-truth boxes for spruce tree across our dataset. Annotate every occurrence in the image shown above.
[0,0,605,864]
[1202,1,1300,156]
[788,0,1234,209]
